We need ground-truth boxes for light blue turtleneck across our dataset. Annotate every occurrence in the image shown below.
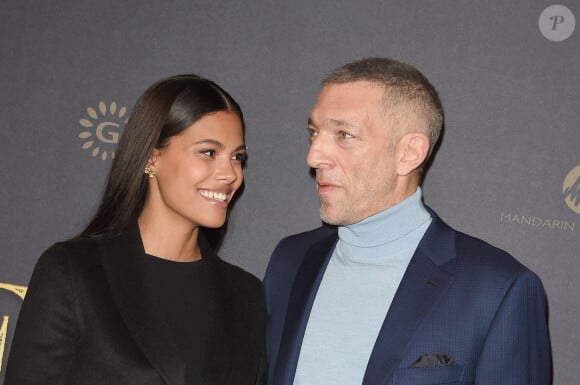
[293,188,432,385]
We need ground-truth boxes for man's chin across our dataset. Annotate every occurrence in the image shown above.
[320,209,343,226]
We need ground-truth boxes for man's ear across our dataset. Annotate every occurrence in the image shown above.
[397,132,430,176]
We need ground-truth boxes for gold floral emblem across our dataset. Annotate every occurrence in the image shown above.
[79,101,128,161]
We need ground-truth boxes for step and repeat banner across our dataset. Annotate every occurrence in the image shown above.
[0,1,577,384]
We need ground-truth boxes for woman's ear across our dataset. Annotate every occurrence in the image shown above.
[397,132,430,176]
[147,149,161,168]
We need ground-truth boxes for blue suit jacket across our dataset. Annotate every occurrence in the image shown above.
[264,210,551,385]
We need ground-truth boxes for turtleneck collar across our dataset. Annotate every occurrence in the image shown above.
[338,187,431,248]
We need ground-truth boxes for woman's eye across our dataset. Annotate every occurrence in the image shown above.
[232,152,248,163]
[201,149,216,157]
[339,131,354,139]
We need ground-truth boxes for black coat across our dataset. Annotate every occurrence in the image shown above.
[5,223,267,385]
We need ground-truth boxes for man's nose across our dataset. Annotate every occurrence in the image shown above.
[306,135,333,169]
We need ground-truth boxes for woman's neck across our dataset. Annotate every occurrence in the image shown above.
[137,208,201,262]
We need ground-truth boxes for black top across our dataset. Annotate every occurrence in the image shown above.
[145,255,214,385]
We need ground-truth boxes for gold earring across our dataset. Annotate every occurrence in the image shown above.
[144,166,156,178]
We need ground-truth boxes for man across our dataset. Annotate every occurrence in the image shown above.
[263,58,550,385]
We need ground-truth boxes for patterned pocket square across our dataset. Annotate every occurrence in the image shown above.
[411,353,456,368]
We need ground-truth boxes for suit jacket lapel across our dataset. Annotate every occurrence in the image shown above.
[272,232,337,385]
[99,223,186,385]
[363,214,456,385]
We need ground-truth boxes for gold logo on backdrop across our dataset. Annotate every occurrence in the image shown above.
[79,101,128,161]
[0,283,27,373]
[499,165,580,231]
[563,165,580,215]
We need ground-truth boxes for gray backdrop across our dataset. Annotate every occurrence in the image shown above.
[1,1,578,384]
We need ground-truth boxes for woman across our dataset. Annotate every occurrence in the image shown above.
[4,74,267,385]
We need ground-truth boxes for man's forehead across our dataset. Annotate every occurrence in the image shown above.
[320,80,384,97]
[309,83,385,126]
[307,115,361,129]
[318,82,384,110]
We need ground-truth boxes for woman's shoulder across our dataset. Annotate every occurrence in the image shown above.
[36,236,102,270]
[24,237,103,305]
[215,257,261,285]
[45,236,100,256]
[211,257,264,298]
[212,258,266,321]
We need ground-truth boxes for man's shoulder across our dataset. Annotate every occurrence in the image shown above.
[426,210,535,279]
[453,230,531,276]
[274,225,337,251]
[265,225,337,277]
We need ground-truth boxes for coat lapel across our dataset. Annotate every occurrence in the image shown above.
[271,232,338,385]
[98,223,186,385]
[362,213,456,385]
[197,233,236,385]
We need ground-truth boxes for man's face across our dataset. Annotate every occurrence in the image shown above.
[307,81,401,226]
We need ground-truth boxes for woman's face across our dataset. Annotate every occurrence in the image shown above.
[146,111,245,229]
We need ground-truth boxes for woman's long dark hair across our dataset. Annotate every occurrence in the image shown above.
[80,74,244,247]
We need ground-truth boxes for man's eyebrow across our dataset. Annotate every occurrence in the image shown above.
[307,117,358,129]
[329,118,358,129]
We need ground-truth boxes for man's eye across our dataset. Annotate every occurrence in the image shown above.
[339,131,354,139]
[307,128,318,139]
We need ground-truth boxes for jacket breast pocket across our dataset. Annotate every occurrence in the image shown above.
[391,365,471,385]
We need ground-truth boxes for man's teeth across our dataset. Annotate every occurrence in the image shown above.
[200,191,227,201]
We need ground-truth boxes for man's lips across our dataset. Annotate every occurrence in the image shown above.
[317,182,340,193]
